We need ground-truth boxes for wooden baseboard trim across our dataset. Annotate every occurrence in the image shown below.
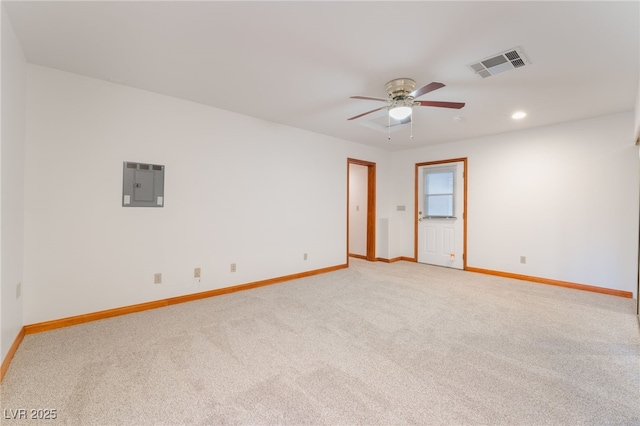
[167,263,347,305]
[376,256,417,263]
[1,326,25,382]
[24,263,348,336]
[348,253,367,260]
[466,266,633,298]
[24,300,170,335]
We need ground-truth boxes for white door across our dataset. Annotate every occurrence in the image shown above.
[417,161,464,269]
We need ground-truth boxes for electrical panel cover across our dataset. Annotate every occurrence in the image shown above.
[122,162,165,207]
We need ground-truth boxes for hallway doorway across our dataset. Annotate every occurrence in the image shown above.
[348,159,376,261]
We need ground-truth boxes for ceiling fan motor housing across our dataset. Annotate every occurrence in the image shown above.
[385,78,416,100]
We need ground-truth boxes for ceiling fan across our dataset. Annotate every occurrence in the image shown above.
[348,78,465,122]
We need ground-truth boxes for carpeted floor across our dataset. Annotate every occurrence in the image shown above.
[1,259,639,425]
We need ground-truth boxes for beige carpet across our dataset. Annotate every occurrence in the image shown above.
[1,259,639,425]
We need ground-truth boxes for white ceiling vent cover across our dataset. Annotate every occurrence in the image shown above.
[469,47,530,78]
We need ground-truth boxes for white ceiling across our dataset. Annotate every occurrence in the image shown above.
[4,1,639,151]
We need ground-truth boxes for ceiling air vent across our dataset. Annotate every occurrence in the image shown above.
[469,46,530,78]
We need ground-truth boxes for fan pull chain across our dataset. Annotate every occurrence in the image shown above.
[388,112,391,140]
[410,115,414,139]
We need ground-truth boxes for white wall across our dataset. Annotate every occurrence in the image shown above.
[1,5,26,362]
[23,65,390,324]
[636,73,640,310]
[348,164,367,256]
[391,112,639,297]
[17,64,640,329]
[635,73,640,143]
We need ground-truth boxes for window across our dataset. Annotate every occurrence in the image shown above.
[424,168,455,217]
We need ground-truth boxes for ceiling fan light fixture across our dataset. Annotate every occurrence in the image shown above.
[389,106,412,120]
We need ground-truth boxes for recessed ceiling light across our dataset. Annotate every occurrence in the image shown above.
[511,111,527,120]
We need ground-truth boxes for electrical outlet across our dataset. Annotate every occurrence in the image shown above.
[303,253,308,261]
[230,263,236,273]
[194,267,201,278]
[154,273,162,284]
[520,256,526,264]
[16,282,21,299]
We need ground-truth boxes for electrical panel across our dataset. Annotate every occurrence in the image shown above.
[122,162,165,207]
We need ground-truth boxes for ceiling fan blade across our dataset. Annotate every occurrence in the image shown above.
[416,100,465,109]
[350,96,388,102]
[410,82,445,98]
[347,107,386,120]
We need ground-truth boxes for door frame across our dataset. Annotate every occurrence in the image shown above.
[414,158,468,268]
[348,158,376,262]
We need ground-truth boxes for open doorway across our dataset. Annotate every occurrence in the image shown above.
[348,159,376,261]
